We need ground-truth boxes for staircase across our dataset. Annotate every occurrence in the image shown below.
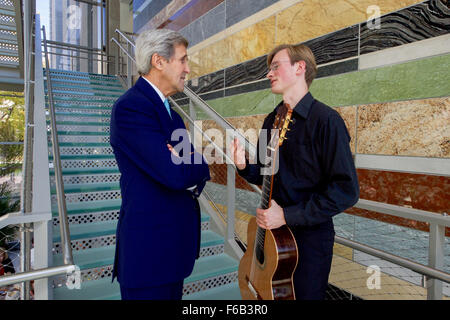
[0,0,23,91]
[44,69,241,300]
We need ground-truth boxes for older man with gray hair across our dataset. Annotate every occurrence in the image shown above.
[110,29,210,300]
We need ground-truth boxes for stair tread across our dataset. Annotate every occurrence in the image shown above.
[54,245,116,270]
[54,121,110,126]
[51,78,123,87]
[53,229,219,271]
[51,181,120,194]
[55,112,110,117]
[52,199,122,216]
[183,281,241,300]
[57,131,109,136]
[51,154,115,160]
[53,105,113,110]
[47,68,119,77]
[185,253,238,284]
[53,277,120,300]
[47,89,122,96]
[53,219,117,242]
[50,167,119,175]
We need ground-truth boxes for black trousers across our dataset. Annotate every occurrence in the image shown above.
[292,221,335,300]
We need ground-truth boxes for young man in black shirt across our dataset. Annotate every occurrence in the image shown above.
[230,44,359,300]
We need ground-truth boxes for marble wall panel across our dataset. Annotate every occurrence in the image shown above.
[194,37,233,77]
[225,15,276,66]
[224,55,268,87]
[202,89,276,119]
[357,97,450,158]
[335,106,357,153]
[316,59,358,79]
[187,69,225,94]
[179,2,226,47]
[360,0,450,55]
[135,0,190,32]
[134,0,172,33]
[225,80,271,97]
[303,25,359,65]
[225,0,279,28]
[310,53,450,108]
[347,168,450,236]
[275,0,423,46]
[191,16,276,77]
[162,0,224,31]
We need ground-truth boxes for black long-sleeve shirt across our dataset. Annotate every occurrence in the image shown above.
[237,92,359,228]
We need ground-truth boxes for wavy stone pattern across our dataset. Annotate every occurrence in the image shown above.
[225,55,268,87]
[360,0,450,54]
[304,25,359,65]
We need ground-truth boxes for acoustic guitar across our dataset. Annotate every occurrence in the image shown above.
[238,103,298,300]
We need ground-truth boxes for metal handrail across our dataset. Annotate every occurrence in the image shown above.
[335,236,450,284]
[110,37,135,63]
[115,29,136,48]
[0,265,76,287]
[41,25,74,266]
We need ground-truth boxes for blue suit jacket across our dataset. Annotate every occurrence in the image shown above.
[110,77,210,288]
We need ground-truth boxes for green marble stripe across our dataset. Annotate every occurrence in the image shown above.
[186,53,450,119]
[310,53,450,107]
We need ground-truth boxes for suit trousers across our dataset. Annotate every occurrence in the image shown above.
[292,222,335,300]
[120,280,184,300]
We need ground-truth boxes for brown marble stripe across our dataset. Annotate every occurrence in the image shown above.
[158,0,224,31]
[353,169,450,236]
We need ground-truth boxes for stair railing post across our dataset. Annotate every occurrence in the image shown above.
[42,25,74,268]
[189,99,197,148]
[31,13,53,300]
[20,0,34,300]
[226,164,236,245]
[427,222,445,300]
[126,42,132,88]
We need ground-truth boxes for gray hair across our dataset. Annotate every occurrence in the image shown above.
[135,29,188,76]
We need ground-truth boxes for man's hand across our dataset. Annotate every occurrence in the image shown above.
[256,199,286,230]
[229,137,246,170]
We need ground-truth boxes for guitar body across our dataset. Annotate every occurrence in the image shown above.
[238,217,298,300]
